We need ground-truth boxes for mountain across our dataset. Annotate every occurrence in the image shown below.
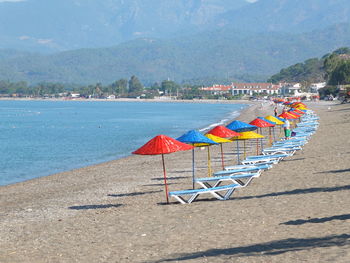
[0,0,250,52]
[218,0,350,33]
[1,23,350,85]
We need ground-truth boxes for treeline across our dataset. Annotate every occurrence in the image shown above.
[0,76,238,100]
[268,47,350,85]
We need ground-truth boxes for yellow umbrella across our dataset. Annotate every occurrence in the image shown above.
[205,134,232,171]
[232,131,264,158]
[265,115,284,141]
[195,134,231,176]
[265,115,285,125]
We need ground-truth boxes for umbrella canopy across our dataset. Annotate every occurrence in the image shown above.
[177,130,217,145]
[133,135,194,203]
[288,110,301,118]
[291,108,305,115]
[234,131,264,140]
[226,120,257,132]
[133,134,193,155]
[207,125,241,138]
[279,112,297,120]
[177,130,217,188]
[265,115,285,125]
[232,131,265,158]
[249,118,275,128]
[205,133,232,170]
[274,116,286,122]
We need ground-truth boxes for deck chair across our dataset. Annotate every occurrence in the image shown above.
[169,183,241,204]
[195,172,260,188]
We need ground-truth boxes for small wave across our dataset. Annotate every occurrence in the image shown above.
[199,110,241,132]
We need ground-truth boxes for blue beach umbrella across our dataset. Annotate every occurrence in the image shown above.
[226,120,257,164]
[177,130,218,188]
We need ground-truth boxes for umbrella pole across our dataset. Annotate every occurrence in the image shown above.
[273,126,276,142]
[236,140,240,164]
[207,147,211,177]
[192,148,195,189]
[220,143,225,170]
[256,138,259,155]
[161,154,169,204]
[269,127,272,146]
[244,140,246,159]
[260,127,264,151]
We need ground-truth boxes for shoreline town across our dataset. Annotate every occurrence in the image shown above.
[1,100,349,262]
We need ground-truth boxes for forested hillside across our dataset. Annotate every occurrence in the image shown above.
[1,23,350,85]
[268,47,350,85]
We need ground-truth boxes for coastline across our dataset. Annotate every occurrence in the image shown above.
[1,101,349,262]
[0,99,253,187]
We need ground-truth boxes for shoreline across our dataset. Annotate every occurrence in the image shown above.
[2,101,348,263]
[0,97,253,104]
[0,99,255,188]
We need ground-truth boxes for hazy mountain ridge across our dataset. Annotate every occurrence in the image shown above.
[0,0,250,52]
[1,23,350,85]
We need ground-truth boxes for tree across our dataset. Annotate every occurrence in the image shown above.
[128,76,143,94]
[160,80,179,96]
[328,61,350,85]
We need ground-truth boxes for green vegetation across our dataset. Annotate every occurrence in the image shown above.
[1,23,350,85]
[268,47,350,98]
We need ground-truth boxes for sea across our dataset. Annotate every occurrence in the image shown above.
[0,100,248,186]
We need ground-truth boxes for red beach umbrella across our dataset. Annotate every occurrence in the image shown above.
[207,125,241,138]
[249,118,274,153]
[279,112,296,120]
[288,111,301,118]
[207,125,241,169]
[132,135,194,203]
[291,108,305,115]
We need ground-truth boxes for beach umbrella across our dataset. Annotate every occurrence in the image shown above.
[288,111,301,118]
[291,108,305,115]
[226,120,257,164]
[258,117,278,143]
[177,130,217,188]
[206,126,241,169]
[265,115,285,140]
[265,115,285,125]
[132,134,194,203]
[205,132,234,170]
[226,120,257,132]
[232,131,264,159]
[250,118,274,152]
[278,112,296,120]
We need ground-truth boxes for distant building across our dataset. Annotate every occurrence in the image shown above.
[309,82,326,93]
[201,83,282,96]
[200,85,231,95]
[70,93,80,98]
[231,83,281,96]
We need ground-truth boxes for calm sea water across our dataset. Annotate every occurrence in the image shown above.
[0,100,248,186]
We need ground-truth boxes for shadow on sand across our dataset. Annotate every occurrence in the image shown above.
[234,185,350,201]
[151,234,350,262]
[108,190,162,198]
[281,214,350,225]
[68,204,123,210]
[318,168,350,174]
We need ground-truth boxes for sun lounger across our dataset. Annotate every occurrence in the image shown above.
[218,164,271,176]
[169,183,241,204]
[195,172,260,188]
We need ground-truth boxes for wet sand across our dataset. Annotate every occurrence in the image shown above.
[1,101,349,263]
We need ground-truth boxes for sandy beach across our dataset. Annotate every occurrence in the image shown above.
[1,100,349,263]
